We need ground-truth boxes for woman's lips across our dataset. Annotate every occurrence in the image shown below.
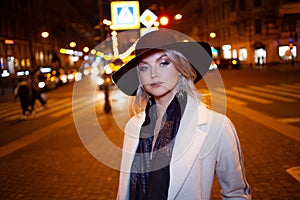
[150,82,162,87]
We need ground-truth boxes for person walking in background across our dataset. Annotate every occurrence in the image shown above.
[112,29,251,199]
[14,77,32,120]
[31,70,47,111]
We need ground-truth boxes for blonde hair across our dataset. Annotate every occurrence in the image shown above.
[132,50,202,116]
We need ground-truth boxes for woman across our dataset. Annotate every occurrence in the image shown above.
[112,29,251,200]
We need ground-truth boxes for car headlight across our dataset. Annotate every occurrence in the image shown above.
[97,77,104,85]
[60,75,68,83]
[38,82,46,88]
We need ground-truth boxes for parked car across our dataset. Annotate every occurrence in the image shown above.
[214,58,240,69]
[38,66,59,90]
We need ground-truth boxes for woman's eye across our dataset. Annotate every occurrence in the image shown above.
[160,60,170,66]
[138,65,149,71]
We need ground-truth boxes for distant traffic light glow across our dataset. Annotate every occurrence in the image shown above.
[159,15,170,26]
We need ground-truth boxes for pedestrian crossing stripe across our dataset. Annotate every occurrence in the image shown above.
[215,88,273,104]
[280,83,300,90]
[264,84,300,94]
[0,91,107,121]
[50,97,90,118]
[1,83,299,122]
[199,89,247,106]
[248,86,300,98]
[278,117,300,123]
[233,86,296,102]
[198,82,300,108]
[209,91,247,106]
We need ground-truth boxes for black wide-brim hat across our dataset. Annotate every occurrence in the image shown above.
[112,29,212,96]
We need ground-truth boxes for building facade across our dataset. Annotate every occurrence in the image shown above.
[0,0,97,76]
[188,0,300,67]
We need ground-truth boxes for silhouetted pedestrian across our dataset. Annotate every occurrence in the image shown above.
[31,70,47,111]
[14,77,32,120]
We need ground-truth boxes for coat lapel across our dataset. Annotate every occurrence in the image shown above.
[118,114,145,199]
[168,97,209,200]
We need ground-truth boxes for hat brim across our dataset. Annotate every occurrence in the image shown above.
[112,42,212,96]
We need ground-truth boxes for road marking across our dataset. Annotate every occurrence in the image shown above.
[227,103,300,142]
[5,99,70,120]
[265,84,300,94]
[280,83,300,90]
[0,115,73,158]
[286,166,300,183]
[1,95,104,121]
[249,86,300,99]
[233,86,296,102]
[35,98,72,118]
[0,102,17,114]
[3,99,58,121]
[205,90,247,106]
[277,117,300,123]
[0,109,21,118]
[50,97,88,118]
[215,88,272,104]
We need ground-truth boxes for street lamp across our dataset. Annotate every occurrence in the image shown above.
[41,31,49,39]
[83,47,89,53]
[103,19,112,26]
[70,42,76,48]
[210,32,217,39]
[40,31,50,66]
[174,14,182,21]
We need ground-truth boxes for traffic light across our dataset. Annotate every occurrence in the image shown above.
[158,15,170,27]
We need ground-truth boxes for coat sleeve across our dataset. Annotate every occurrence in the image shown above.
[14,85,19,99]
[215,116,252,199]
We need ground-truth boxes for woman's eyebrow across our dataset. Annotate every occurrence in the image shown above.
[156,54,168,61]
[139,54,168,65]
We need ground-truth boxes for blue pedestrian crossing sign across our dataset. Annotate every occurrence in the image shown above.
[111,1,140,30]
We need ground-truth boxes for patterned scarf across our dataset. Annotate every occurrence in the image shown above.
[129,92,187,200]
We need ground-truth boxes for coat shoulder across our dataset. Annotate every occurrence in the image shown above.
[199,109,235,158]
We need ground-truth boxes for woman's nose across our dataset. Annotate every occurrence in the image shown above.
[151,66,159,78]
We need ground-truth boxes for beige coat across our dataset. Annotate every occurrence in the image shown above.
[117,96,251,200]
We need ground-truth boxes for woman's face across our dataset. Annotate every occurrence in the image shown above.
[137,51,180,100]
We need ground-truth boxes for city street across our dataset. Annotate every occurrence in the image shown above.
[0,66,300,199]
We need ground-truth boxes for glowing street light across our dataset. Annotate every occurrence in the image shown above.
[70,41,76,48]
[103,19,112,26]
[41,31,49,38]
[174,14,182,20]
[83,47,89,53]
[210,32,217,39]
